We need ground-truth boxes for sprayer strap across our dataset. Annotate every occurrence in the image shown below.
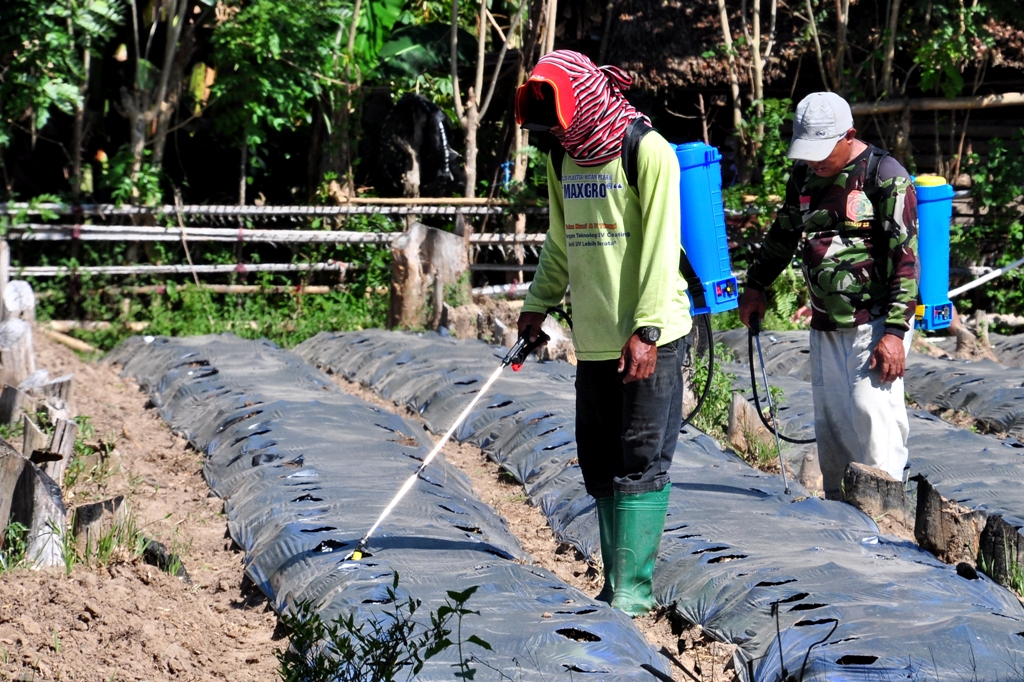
[549,119,707,310]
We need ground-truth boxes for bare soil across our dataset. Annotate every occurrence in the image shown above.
[0,334,281,681]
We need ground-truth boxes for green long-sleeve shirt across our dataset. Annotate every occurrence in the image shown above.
[523,132,692,361]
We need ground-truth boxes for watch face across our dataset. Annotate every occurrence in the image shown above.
[640,327,660,343]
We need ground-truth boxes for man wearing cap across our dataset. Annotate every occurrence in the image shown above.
[738,92,919,499]
[513,50,691,616]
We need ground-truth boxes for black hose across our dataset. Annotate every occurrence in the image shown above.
[747,323,816,444]
[546,306,573,330]
[681,313,713,429]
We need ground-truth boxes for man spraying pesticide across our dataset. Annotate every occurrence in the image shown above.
[514,50,693,617]
[738,92,921,500]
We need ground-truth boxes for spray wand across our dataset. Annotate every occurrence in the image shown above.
[345,328,550,561]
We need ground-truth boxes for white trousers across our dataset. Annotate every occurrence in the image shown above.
[810,318,912,498]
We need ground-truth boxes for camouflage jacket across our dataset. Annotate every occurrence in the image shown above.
[746,145,919,337]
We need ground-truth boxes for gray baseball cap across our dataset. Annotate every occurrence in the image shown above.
[787,92,854,162]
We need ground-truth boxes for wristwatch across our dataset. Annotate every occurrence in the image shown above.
[635,326,661,344]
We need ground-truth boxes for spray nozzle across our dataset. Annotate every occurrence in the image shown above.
[503,328,550,371]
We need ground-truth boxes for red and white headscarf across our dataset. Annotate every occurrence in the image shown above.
[515,50,650,167]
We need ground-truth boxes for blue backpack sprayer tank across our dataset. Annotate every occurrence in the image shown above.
[914,175,954,331]
[674,142,739,315]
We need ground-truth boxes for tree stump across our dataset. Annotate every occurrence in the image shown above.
[726,392,772,453]
[842,462,913,530]
[912,474,987,565]
[0,318,35,387]
[36,374,74,417]
[388,222,470,330]
[1,280,35,323]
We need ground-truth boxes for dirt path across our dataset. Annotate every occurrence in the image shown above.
[0,334,281,681]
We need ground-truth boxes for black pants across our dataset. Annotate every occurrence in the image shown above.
[575,338,685,498]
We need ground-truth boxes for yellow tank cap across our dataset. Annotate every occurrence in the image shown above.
[915,175,947,187]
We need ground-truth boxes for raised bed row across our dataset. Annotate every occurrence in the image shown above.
[718,328,1024,585]
[296,329,1024,682]
[108,333,670,681]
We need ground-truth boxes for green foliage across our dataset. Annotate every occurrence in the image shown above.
[277,573,489,681]
[691,342,737,440]
[212,0,404,161]
[0,521,30,573]
[725,98,793,227]
[99,145,164,207]
[958,131,1024,314]
[914,1,994,98]
[764,265,809,331]
[0,0,123,149]
[59,282,388,353]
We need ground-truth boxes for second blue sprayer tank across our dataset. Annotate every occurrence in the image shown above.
[914,176,954,331]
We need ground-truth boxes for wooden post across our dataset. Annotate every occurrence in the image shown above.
[0,386,26,425]
[0,449,65,569]
[0,241,8,308]
[388,222,428,329]
[0,319,35,387]
[38,374,74,418]
[73,495,126,556]
[979,514,1024,587]
[22,416,47,459]
[43,418,77,491]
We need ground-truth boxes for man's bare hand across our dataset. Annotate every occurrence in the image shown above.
[618,334,657,383]
[869,333,906,383]
[738,288,768,328]
[517,312,548,343]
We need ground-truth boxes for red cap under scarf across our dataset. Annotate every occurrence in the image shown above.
[515,50,650,167]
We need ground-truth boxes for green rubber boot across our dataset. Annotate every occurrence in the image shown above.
[610,483,671,616]
[594,496,615,603]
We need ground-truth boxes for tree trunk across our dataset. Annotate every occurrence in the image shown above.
[544,0,558,54]
[151,0,190,170]
[832,0,850,94]
[388,223,470,329]
[880,0,902,98]
[238,142,247,206]
[716,0,747,178]
[72,48,91,198]
[463,96,479,198]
